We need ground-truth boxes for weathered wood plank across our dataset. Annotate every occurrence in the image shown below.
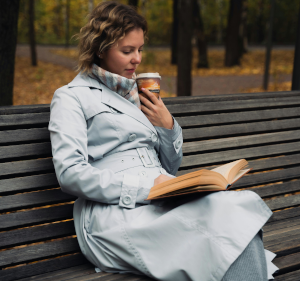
[0,220,75,248]
[183,118,300,141]
[274,269,300,281]
[0,104,50,115]
[264,216,300,233]
[0,128,49,144]
[0,113,50,127]
[0,158,54,177]
[265,194,300,211]
[266,236,300,257]
[233,167,300,189]
[168,96,300,115]
[177,107,300,128]
[0,237,80,267]
[0,142,52,160]
[0,173,58,194]
[268,207,300,224]
[0,204,73,230]
[0,253,87,281]
[182,130,300,154]
[0,189,76,211]
[264,224,300,244]
[273,252,300,278]
[17,264,93,281]
[181,141,300,168]
[163,91,300,105]
[249,181,300,198]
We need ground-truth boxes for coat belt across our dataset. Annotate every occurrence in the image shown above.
[90,147,162,173]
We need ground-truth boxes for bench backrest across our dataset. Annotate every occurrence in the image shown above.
[1,91,300,280]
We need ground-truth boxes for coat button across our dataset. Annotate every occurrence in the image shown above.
[151,134,158,142]
[175,139,181,149]
[160,168,167,175]
[128,134,136,142]
[122,195,132,205]
[139,171,147,177]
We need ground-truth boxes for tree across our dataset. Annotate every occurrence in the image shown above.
[225,0,244,67]
[193,0,209,68]
[0,0,20,106]
[65,0,70,48]
[88,0,94,14]
[29,0,37,66]
[177,0,193,96]
[292,4,300,90]
[171,0,178,65]
[128,0,139,8]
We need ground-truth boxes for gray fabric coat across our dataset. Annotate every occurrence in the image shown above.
[49,72,273,281]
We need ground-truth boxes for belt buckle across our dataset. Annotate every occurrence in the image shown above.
[136,147,156,168]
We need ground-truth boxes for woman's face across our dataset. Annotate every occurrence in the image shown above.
[99,28,144,79]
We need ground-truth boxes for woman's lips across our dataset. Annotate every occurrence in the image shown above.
[125,69,135,72]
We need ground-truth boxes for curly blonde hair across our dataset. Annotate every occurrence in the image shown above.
[75,1,147,74]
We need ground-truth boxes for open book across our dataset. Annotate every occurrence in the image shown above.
[146,159,251,200]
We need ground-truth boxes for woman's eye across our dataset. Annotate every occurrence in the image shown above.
[123,51,130,54]
[139,49,143,52]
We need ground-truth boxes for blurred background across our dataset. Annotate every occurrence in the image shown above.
[2,0,300,105]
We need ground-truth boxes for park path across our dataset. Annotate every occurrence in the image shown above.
[16,45,292,96]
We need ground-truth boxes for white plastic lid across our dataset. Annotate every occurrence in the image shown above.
[136,73,161,80]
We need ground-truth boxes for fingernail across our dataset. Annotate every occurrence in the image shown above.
[141,88,145,91]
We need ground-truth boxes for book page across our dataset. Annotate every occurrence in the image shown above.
[230,168,252,185]
[212,159,247,182]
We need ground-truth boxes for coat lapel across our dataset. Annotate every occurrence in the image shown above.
[100,84,157,134]
[68,72,157,134]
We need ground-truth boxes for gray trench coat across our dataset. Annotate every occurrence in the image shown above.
[49,73,273,281]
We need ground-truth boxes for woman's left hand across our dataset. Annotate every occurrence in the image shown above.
[139,88,174,129]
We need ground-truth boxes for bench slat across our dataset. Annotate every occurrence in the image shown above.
[273,252,300,278]
[163,91,300,105]
[265,194,300,211]
[0,173,58,194]
[168,97,300,115]
[181,141,300,168]
[0,128,49,144]
[17,264,94,281]
[0,204,73,230]
[182,130,300,154]
[268,207,300,224]
[0,104,50,115]
[0,113,50,127]
[0,158,54,177]
[0,220,75,248]
[177,107,300,128]
[266,235,300,257]
[0,253,86,281]
[183,118,300,140]
[0,237,80,267]
[264,216,300,233]
[274,269,300,281]
[0,142,52,160]
[0,189,76,211]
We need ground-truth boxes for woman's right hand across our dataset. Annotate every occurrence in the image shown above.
[154,174,173,186]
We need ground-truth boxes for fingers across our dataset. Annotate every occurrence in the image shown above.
[140,88,159,105]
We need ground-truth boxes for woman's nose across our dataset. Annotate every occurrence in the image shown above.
[131,51,142,64]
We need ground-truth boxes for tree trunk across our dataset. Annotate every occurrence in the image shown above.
[193,0,209,68]
[292,5,300,90]
[171,0,179,65]
[225,0,244,67]
[128,0,139,8]
[88,0,94,14]
[240,0,248,54]
[0,0,20,106]
[177,0,193,96]
[29,0,37,66]
[65,0,70,48]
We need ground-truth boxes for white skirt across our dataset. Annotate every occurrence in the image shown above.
[73,166,277,281]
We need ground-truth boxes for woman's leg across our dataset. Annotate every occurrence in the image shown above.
[222,231,268,281]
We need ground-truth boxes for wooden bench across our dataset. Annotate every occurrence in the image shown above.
[1,91,300,280]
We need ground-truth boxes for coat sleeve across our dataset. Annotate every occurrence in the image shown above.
[154,117,183,176]
[48,87,153,208]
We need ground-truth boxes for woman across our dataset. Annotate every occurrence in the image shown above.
[49,2,276,280]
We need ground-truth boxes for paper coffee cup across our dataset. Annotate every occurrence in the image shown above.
[136,73,161,100]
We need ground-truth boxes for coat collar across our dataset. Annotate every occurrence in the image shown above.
[68,72,157,134]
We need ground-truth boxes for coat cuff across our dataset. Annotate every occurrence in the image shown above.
[119,174,154,208]
[155,117,183,154]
